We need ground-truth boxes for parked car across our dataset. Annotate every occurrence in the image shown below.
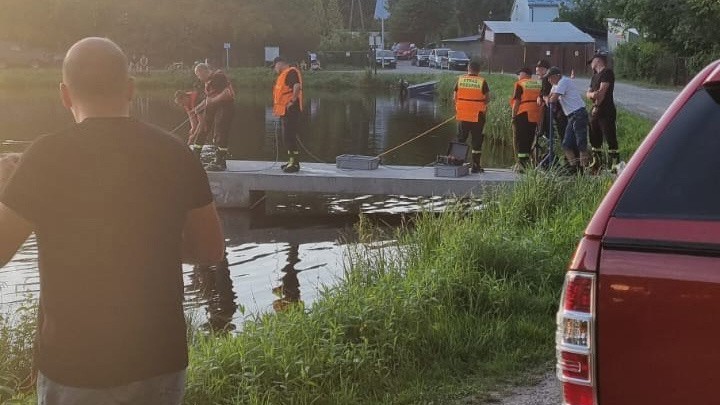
[374,50,397,69]
[428,48,450,69]
[556,59,720,405]
[412,49,431,67]
[447,51,470,70]
[393,42,415,60]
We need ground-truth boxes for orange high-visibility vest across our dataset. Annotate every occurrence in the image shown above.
[273,67,304,117]
[455,74,487,123]
[512,78,542,123]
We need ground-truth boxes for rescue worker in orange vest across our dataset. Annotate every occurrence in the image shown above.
[454,61,491,173]
[511,67,543,172]
[194,63,235,171]
[272,56,304,173]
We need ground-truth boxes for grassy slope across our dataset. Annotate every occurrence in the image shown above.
[1,70,654,404]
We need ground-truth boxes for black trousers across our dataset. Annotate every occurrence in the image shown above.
[458,113,486,153]
[513,113,537,157]
[589,108,618,151]
[281,105,301,151]
[195,101,234,149]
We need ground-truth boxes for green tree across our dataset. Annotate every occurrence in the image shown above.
[387,0,453,44]
[557,0,608,33]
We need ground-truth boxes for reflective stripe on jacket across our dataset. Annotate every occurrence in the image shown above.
[455,75,487,123]
[273,67,304,117]
[513,78,542,123]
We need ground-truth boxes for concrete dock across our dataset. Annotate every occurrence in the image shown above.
[207,160,517,208]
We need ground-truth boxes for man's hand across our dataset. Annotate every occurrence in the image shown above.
[0,153,21,188]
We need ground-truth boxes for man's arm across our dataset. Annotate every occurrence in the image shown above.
[593,82,610,106]
[288,83,302,108]
[0,154,32,267]
[207,87,234,106]
[0,203,33,268]
[182,202,224,265]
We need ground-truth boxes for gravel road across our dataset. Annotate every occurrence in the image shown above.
[376,61,681,122]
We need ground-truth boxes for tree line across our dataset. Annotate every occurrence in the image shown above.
[559,0,720,83]
[0,0,512,67]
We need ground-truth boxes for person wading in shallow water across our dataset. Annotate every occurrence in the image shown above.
[0,37,225,405]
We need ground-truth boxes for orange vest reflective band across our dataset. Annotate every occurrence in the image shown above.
[455,75,487,122]
[513,78,542,123]
[273,67,304,117]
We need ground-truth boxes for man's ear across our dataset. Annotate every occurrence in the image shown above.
[60,82,72,110]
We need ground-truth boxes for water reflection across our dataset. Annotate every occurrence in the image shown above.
[185,252,238,332]
[0,90,514,167]
[272,244,304,313]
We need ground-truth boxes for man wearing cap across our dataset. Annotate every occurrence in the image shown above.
[453,60,491,173]
[536,59,568,147]
[546,66,590,173]
[272,56,304,173]
[586,52,619,173]
[511,67,542,172]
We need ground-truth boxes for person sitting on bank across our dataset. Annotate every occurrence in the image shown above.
[272,56,304,173]
[511,67,543,172]
[453,60,491,173]
[174,89,205,149]
[193,63,235,171]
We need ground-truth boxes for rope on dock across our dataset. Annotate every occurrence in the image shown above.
[376,116,456,159]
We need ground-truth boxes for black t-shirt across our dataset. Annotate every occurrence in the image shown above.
[0,117,213,387]
[285,69,300,87]
[541,77,553,97]
[590,67,615,112]
[205,70,232,99]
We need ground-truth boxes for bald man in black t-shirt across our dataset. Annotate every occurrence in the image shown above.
[0,37,224,404]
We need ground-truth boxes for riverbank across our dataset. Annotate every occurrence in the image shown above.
[0,68,655,403]
[0,67,445,92]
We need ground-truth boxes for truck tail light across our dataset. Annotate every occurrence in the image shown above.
[557,271,596,405]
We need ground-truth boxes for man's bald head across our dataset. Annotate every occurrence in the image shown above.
[62,38,130,101]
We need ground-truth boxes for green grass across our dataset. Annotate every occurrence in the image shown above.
[0,68,440,92]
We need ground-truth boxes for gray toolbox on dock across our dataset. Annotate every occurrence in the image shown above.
[434,142,470,178]
[336,154,380,170]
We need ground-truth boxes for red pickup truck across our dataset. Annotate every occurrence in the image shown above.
[556,60,720,405]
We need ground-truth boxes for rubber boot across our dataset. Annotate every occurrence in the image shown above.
[608,150,621,173]
[282,151,300,173]
[191,145,202,160]
[563,149,579,175]
[471,151,484,173]
[205,148,228,172]
[578,150,590,176]
[588,148,603,175]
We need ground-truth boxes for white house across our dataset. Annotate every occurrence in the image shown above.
[510,0,563,23]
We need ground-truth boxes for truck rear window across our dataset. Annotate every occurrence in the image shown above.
[614,86,720,220]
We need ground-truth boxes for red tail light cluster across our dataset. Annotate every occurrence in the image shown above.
[557,271,596,405]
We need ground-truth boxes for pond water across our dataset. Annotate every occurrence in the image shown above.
[0,89,512,331]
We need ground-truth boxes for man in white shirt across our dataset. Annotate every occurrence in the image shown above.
[545,66,589,173]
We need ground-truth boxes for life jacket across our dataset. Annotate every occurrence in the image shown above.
[512,78,542,123]
[204,70,236,100]
[183,91,200,113]
[455,74,487,122]
[273,66,304,117]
